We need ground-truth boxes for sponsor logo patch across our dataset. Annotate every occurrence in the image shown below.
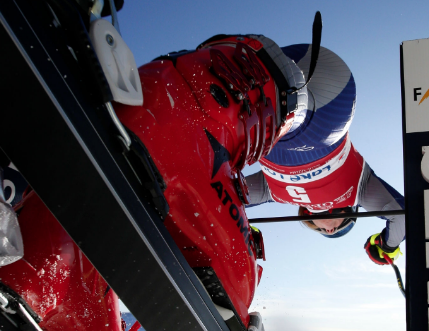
[262,136,351,184]
[287,145,314,151]
[210,181,253,256]
[334,186,354,204]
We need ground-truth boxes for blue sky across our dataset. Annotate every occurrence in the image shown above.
[116,1,429,330]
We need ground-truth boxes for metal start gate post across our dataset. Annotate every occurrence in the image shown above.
[0,1,229,330]
[401,37,429,331]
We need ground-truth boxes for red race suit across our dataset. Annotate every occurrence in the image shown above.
[259,133,365,212]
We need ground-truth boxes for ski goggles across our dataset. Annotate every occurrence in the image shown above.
[303,206,358,238]
[310,218,356,237]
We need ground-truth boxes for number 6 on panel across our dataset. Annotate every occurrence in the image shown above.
[286,186,311,203]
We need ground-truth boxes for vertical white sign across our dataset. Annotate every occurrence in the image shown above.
[403,38,429,133]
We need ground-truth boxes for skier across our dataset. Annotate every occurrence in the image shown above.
[245,44,404,266]
[1,29,316,328]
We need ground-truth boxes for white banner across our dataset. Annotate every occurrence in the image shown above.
[402,38,429,133]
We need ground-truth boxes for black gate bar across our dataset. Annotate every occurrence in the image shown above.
[250,210,405,223]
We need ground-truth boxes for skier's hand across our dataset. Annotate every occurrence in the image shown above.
[364,233,402,265]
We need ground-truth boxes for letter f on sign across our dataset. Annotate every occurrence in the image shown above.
[414,88,422,101]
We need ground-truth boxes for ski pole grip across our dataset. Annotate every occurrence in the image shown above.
[383,254,394,265]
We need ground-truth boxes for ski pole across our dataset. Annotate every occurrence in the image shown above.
[383,254,406,298]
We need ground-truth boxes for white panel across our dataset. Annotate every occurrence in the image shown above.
[402,38,429,133]
[425,190,429,239]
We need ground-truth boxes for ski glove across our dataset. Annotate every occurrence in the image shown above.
[364,232,402,265]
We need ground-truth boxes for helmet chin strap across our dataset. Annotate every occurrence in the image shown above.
[288,11,323,94]
[283,11,322,121]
